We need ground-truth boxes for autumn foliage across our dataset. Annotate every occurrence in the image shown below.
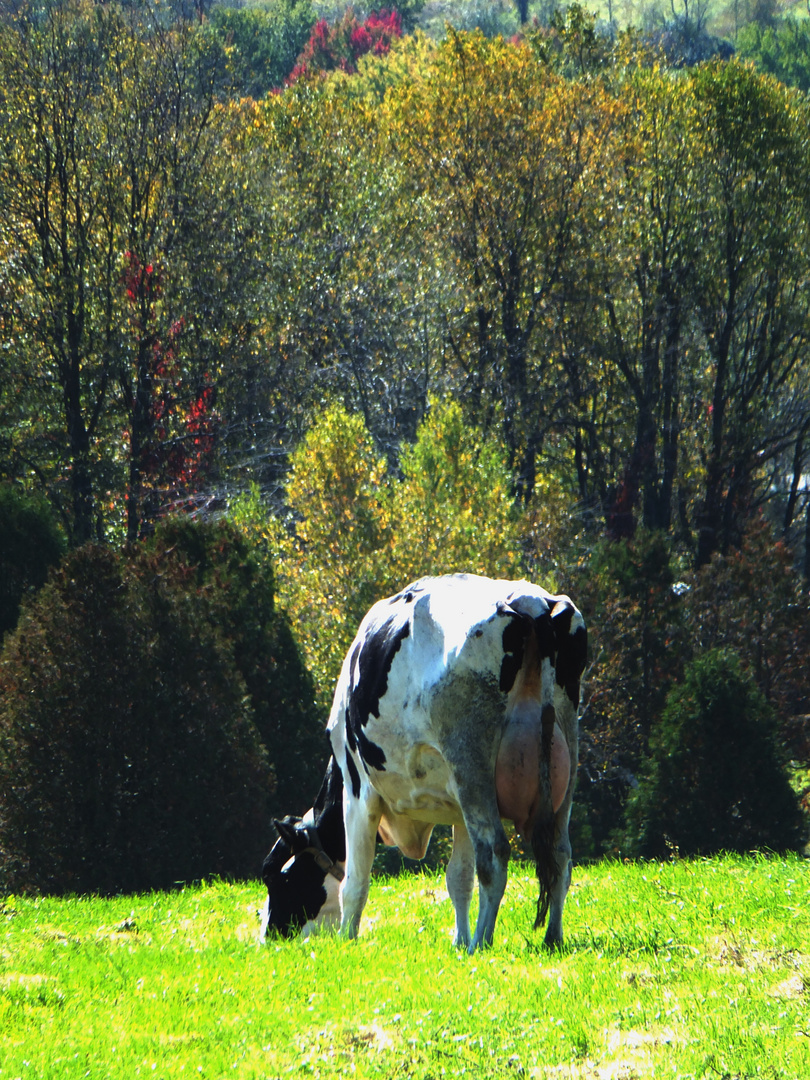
[268,400,524,707]
[2,0,810,878]
[287,7,402,82]
[120,251,218,534]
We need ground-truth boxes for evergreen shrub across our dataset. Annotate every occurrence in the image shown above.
[570,530,688,856]
[624,648,806,858]
[142,517,326,817]
[0,484,65,643]
[0,518,321,895]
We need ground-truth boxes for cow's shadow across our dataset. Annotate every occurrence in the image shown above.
[523,925,682,958]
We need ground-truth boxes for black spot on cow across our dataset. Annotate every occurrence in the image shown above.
[345,611,411,773]
[388,583,420,606]
[344,706,356,753]
[499,612,526,693]
[534,611,556,664]
[348,641,361,694]
[345,751,362,798]
[540,702,556,760]
[356,726,386,771]
[309,756,346,860]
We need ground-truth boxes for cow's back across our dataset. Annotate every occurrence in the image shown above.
[328,574,581,829]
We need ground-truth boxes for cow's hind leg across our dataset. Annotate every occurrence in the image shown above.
[541,820,572,949]
[466,810,510,952]
[451,780,509,952]
[435,677,510,951]
[340,786,382,940]
[446,822,475,949]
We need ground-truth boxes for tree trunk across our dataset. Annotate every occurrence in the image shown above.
[63,368,95,545]
[657,303,681,531]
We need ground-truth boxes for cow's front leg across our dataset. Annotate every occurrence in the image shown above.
[446,822,475,949]
[339,784,382,939]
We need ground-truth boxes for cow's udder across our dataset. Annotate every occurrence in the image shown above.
[495,703,570,835]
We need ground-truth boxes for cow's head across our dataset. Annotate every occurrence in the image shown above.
[259,757,345,940]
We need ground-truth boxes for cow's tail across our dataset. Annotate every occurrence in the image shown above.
[532,701,558,929]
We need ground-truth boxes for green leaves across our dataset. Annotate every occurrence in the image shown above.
[625,648,806,857]
[270,399,523,704]
[0,0,263,542]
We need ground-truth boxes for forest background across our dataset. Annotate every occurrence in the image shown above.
[1,0,810,895]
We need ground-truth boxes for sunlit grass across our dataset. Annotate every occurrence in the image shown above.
[2,855,809,1078]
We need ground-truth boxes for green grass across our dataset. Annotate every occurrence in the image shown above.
[2,855,810,1078]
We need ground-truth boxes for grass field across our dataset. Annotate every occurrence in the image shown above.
[2,854,809,1078]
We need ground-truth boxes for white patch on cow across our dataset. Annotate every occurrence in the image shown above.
[258,895,271,942]
[301,863,344,938]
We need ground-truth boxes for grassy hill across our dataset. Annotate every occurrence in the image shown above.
[2,855,809,1077]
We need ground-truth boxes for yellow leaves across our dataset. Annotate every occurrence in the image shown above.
[268,404,392,700]
[387,31,620,310]
[392,397,523,585]
[267,400,525,705]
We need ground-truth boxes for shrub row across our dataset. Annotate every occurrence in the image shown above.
[0,518,324,894]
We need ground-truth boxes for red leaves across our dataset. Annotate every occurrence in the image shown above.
[120,252,217,524]
[350,24,373,56]
[122,250,161,306]
[365,9,402,52]
[286,7,402,85]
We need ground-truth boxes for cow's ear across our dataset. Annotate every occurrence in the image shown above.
[273,816,304,850]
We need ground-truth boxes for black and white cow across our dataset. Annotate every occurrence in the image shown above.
[260,756,345,938]
[261,573,586,952]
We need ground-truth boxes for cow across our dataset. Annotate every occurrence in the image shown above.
[260,755,345,939]
[260,573,586,952]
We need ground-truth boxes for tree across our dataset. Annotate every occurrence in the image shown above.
[0,0,265,542]
[269,400,525,705]
[570,529,687,852]
[0,540,272,893]
[253,52,441,462]
[590,66,701,536]
[269,403,393,702]
[553,55,810,561]
[689,62,810,566]
[141,517,325,817]
[391,398,523,585]
[0,0,127,542]
[206,0,315,97]
[389,30,619,500]
[624,648,805,857]
[686,514,810,759]
[286,7,403,83]
[0,515,322,893]
[737,19,810,93]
